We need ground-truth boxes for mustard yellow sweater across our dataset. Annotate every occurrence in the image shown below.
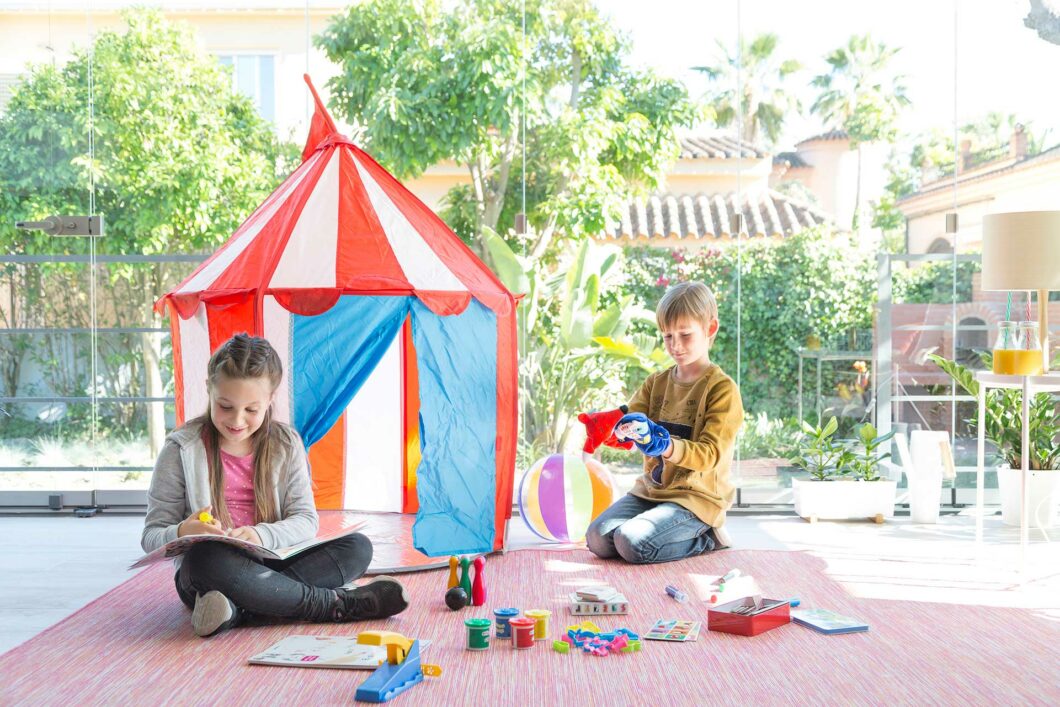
[627,364,744,528]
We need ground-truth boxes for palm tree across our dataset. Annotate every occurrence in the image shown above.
[693,33,801,147]
[811,34,910,230]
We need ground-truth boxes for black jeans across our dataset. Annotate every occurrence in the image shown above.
[174,533,373,622]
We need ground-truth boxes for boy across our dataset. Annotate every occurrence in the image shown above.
[585,281,743,564]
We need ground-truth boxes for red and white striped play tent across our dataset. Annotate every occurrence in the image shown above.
[156,76,518,555]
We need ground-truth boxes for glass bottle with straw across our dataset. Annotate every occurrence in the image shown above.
[992,320,1021,374]
[992,293,1019,374]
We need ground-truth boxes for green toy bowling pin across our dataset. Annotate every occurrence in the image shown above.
[459,556,472,597]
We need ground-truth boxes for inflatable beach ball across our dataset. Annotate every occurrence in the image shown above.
[518,454,615,543]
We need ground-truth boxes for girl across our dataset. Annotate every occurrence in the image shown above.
[142,333,408,637]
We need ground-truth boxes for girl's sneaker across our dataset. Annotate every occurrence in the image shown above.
[332,576,409,621]
[192,590,242,637]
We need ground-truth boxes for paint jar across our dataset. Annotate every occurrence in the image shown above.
[509,618,536,649]
[464,618,491,651]
[524,609,551,640]
[493,607,519,639]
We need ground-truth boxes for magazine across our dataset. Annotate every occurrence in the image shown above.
[790,608,869,635]
[643,619,701,642]
[130,514,366,569]
[248,635,433,670]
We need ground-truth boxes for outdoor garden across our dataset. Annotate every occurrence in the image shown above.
[0,1,1054,495]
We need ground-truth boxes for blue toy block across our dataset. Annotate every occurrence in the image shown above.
[355,640,426,703]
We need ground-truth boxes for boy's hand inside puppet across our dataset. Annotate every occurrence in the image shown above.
[615,412,672,457]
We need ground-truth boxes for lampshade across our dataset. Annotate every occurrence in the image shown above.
[981,210,1060,291]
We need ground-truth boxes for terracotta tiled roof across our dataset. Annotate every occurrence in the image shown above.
[796,129,849,145]
[898,142,1060,202]
[678,135,766,159]
[603,190,831,241]
[773,151,809,168]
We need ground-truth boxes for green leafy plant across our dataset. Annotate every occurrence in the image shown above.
[484,228,666,466]
[848,423,895,481]
[789,417,896,481]
[737,412,801,460]
[0,9,293,455]
[928,353,1060,471]
[618,226,876,420]
[788,417,854,481]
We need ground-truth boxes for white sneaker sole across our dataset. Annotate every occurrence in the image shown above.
[192,591,234,637]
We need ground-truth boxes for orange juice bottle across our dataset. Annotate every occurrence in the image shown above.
[992,322,1021,375]
[993,349,1042,375]
[1016,321,1044,375]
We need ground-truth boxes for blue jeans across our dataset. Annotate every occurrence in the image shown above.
[174,533,373,622]
[585,494,716,564]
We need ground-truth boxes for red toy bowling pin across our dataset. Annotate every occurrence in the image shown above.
[471,556,486,606]
[447,556,459,589]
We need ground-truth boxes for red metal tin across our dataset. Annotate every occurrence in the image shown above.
[707,597,791,637]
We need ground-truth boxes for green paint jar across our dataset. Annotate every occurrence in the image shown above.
[464,618,491,651]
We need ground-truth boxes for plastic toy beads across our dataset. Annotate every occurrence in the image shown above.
[563,626,640,657]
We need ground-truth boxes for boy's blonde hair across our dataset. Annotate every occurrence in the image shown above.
[656,282,719,343]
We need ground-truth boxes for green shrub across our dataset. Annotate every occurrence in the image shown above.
[616,226,876,420]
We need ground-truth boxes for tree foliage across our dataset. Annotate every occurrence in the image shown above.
[0,9,293,443]
[693,33,802,147]
[811,34,910,229]
[317,0,701,259]
[619,226,877,419]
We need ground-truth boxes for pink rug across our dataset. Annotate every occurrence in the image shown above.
[1,548,1055,705]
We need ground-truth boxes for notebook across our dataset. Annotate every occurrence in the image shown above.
[248,635,431,670]
[790,608,869,635]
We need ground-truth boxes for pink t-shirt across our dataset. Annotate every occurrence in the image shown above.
[221,449,256,528]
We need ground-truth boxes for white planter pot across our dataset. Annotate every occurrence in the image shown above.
[792,478,897,522]
[996,465,1060,530]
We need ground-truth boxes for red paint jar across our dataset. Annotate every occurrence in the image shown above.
[509,618,536,649]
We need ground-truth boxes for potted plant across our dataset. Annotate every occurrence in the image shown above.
[928,354,1060,529]
[789,417,897,523]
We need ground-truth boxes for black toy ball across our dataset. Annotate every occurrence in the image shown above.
[445,587,468,611]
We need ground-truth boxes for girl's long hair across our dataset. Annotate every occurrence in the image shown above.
[188,333,288,528]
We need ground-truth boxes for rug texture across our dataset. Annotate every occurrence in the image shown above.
[1,548,1055,706]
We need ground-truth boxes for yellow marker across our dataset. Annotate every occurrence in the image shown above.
[198,511,214,524]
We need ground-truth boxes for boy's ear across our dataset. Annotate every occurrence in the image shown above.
[707,318,720,338]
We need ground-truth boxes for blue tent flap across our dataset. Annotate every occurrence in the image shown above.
[410,298,497,555]
[291,296,409,447]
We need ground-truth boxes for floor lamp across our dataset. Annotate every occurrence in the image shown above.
[981,210,1060,373]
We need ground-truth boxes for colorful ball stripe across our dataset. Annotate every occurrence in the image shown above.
[518,454,615,542]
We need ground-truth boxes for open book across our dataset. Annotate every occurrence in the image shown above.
[130,514,366,569]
